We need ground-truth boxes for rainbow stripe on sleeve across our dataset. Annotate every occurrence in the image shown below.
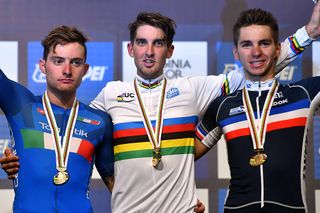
[288,35,304,54]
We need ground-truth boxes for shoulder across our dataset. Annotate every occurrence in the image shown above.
[78,102,112,126]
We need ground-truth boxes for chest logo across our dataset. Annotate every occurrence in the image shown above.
[229,105,245,116]
[117,92,135,102]
[166,88,179,99]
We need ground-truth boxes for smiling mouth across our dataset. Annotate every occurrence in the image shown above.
[250,59,265,64]
[250,59,266,67]
[143,59,156,67]
[144,58,155,63]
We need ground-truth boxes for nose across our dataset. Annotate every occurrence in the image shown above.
[252,45,262,57]
[63,63,72,76]
[145,44,154,56]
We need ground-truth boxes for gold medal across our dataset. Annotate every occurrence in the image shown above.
[53,168,69,185]
[152,148,161,168]
[43,92,78,186]
[134,78,166,169]
[243,80,278,168]
[249,149,267,167]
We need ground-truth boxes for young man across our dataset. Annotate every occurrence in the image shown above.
[2,7,320,212]
[0,26,114,213]
[89,9,319,213]
[195,7,320,213]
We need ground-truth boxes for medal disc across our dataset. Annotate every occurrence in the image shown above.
[249,153,267,167]
[152,148,161,168]
[152,157,160,167]
[53,171,69,185]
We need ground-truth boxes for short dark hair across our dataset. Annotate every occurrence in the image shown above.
[128,12,176,47]
[41,25,88,60]
[233,8,279,46]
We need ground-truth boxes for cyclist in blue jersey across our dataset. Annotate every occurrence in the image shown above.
[0,26,114,213]
[196,5,320,213]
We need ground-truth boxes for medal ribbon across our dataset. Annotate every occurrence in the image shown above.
[42,91,79,170]
[242,80,279,150]
[133,77,166,152]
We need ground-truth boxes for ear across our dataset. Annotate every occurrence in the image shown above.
[233,47,239,60]
[166,45,174,59]
[39,59,46,74]
[127,42,134,57]
[83,63,89,77]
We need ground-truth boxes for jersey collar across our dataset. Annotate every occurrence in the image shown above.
[245,78,276,91]
[135,74,164,89]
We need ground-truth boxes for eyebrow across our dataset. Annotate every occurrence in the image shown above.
[135,38,166,42]
[239,38,273,44]
[49,56,84,60]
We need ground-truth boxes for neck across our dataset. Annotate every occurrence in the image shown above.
[46,90,76,109]
[136,74,164,84]
[245,78,276,91]
[136,71,164,81]
[245,68,276,82]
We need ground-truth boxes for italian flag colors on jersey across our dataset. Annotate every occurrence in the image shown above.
[21,129,94,162]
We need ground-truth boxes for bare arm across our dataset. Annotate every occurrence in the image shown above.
[194,199,206,213]
[195,137,211,161]
[195,126,222,161]
[306,0,320,39]
[101,176,115,192]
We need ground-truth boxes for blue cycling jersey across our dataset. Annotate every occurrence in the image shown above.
[0,69,114,213]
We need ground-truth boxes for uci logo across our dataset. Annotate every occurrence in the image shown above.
[117,93,135,102]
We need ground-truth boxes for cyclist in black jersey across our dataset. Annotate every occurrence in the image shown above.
[196,6,320,213]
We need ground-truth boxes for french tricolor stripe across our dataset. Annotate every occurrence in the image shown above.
[223,108,308,141]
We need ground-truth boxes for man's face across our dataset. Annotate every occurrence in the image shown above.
[233,25,280,82]
[127,25,174,79]
[39,42,89,97]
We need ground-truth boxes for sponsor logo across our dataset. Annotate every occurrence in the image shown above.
[117,93,135,102]
[82,66,108,81]
[166,88,179,99]
[32,64,108,83]
[164,59,191,79]
[122,41,207,82]
[277,66,297,81]
[274,91,284,99]
[272,99,288,106]
[38,122,89,138]
[32,64,46,83]
[229,105,245,116]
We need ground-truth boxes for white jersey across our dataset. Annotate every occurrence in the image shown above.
[90,26,312,213]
